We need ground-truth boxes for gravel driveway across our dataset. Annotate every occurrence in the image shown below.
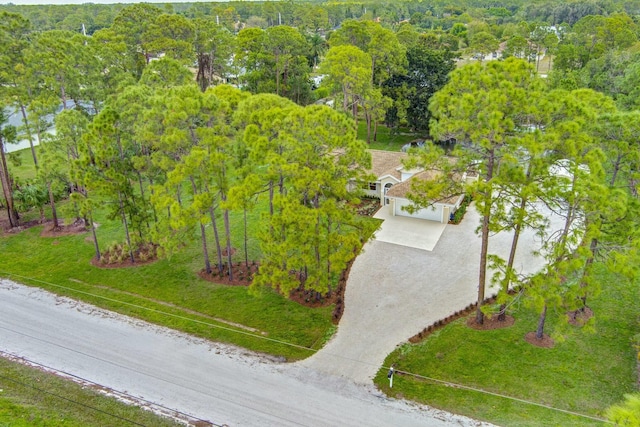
[300,203,560,383]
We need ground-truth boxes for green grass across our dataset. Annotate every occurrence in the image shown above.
[0,219,334,360]
[5,146,40,183]
[357,122,420,151]
[0,148,366,361]
[375,263,638,426]
[0,357,182,427]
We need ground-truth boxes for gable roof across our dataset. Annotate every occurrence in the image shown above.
[369,149,408,181]
[386,170,464,206]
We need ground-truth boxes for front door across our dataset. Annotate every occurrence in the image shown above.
[383,183,393,205]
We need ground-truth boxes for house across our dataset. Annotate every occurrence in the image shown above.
[361,150,470,224]
[385,171,465,223]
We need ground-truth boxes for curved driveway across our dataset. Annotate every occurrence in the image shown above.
[300,204,560,384]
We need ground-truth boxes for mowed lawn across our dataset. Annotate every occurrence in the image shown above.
[375,263,639,426]
[356,122,421,151]
[0,356,183,427]
[0,146,371,361]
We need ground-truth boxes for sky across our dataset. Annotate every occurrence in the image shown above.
[0,0,219,4]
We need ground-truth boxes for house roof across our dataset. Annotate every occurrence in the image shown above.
[386,170,464,206]
[369,149,408,181]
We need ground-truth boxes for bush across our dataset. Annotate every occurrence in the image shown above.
[450,194,472,224]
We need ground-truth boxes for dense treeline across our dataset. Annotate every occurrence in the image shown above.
[4,0,640,34]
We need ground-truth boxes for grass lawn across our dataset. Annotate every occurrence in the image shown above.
[0,147,379,362]
[357,122,420,151]
[5,146,40,183]
[0,356,182,427]
[374,263,639,426]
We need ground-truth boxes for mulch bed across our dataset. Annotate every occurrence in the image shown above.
[524,331,555,348]
[1,216,89,237]
[354,198,380,216]
[2,219,42,235]
[567,307,594,326]
[198,262,259,286]
[91,256,158,269]
[40,219,89,237]
[467,314,515,330]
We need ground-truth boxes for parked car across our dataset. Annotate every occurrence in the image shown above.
[401,139,426,152]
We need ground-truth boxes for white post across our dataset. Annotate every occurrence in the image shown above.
[387,367,394,388]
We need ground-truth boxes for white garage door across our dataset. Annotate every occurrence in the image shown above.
[394,199,443,222]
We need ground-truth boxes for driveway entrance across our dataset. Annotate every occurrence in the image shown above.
[301,203,562,384]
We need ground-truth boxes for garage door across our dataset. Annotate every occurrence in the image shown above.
[394,199,443,222]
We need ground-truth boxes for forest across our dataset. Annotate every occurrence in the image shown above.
[1,0,639,425]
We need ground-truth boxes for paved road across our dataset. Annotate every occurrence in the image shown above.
[301,204,563,383]
[0,279,490,427]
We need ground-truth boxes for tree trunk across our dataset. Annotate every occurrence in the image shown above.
[118,192,135,263]
[610,153,622,187]
[136,171,150,234]
[19,104,38,169]
[190,177,211,274]
[536,304,547,339]
[0,139,19,227]
[275,53,281,96]
[223,207,233,281]
[269,181,274,217]
[244,207,249,267]
[208,205,223,271]
[499,163,533,321]
[199,221,212,274]
[47,181,59,229]
[476,151,495,325]
[342,85,349,113]
[577,237,598,311]
[60,82,67,110]
[365,109,372,144]
[89,212,101,261]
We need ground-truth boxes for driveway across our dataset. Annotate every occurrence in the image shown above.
[373,205,446,251]
[300,203,562,383]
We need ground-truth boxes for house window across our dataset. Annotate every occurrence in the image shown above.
[369,182,377,191]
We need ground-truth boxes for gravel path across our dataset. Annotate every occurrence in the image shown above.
[300,204,562,383]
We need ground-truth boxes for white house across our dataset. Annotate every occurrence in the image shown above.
[361,150,469,224]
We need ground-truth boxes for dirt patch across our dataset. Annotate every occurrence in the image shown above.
[40,219,89,237]
[289,286,339,308]
[524,331,555,348]
[467,314,515,330]
[2,219,42,235]
[199,263,259,286]
[566,306,594,326]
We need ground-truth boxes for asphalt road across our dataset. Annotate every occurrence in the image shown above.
[0,279,490,427]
